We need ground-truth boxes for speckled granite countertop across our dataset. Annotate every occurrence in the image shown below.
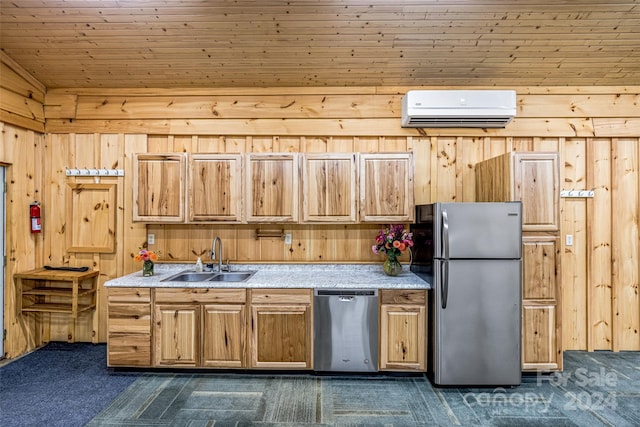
[104,263,431,289]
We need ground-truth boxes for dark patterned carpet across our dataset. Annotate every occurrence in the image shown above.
[0,343,138,427]
[87,351,640,427]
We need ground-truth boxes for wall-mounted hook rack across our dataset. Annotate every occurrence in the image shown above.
[560,190,595,198]
[66,168,124,177]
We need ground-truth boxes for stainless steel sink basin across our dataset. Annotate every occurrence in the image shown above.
[209,271,255,282]
[161,270,255,283]
[162,272,217,282]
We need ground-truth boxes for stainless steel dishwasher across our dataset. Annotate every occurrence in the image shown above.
[314,289,378,372]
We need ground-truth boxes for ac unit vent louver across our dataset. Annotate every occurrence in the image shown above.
[401,90,516,128]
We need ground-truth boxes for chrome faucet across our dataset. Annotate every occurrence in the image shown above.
[211,236,223,272]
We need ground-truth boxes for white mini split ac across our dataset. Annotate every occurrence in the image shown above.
[401,90,516,128]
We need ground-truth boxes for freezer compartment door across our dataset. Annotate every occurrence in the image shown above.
[433,202,522,259]
[432,259,521,386]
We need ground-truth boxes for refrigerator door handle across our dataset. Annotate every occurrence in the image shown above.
[441,260,449,309]
[442,210,450,260]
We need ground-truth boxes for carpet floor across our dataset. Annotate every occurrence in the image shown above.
[1,344,638,426]
[0,342,139,427]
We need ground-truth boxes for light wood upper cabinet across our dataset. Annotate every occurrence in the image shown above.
[188,154,242,222]
[514,153,559,231]
[302,153,357,222]
[134,153,186,222]
[359,153,414,222]
[133,151,415,224]
[475,152,559,231]
[245,153,300,223]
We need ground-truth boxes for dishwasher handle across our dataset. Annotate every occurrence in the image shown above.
[339,296,354,302]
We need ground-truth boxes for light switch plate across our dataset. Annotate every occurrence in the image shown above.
[284,233,292,244]
[147,233,155,245]
[565,234,573,246]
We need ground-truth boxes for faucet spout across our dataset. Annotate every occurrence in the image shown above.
[211,236,223,272]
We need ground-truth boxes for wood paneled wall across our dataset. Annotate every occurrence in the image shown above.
[0,52,45,133]
[0,123,46,355]
[1,84,639,359]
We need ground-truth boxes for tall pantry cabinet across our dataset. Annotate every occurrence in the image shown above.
[475,152,562,372]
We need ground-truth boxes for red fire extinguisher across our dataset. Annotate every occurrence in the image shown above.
[30,201,42,233]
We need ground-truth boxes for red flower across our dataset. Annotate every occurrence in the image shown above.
[372,224,413,258]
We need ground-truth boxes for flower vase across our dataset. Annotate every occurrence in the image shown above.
[142,260,154,277]
[383,256,402,276]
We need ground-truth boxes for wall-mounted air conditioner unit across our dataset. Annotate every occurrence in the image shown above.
[401,90,516,128]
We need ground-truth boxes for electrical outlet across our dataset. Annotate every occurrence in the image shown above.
[565,234,573,246]
[147,233,155,245]
[284,233,292,244]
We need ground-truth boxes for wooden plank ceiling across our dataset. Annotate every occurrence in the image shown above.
[1,0,639,89]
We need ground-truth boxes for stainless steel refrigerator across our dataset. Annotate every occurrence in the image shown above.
[410,202,522,387]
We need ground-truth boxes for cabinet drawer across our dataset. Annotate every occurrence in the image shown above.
[108,333,151,367]
[108,287,151,303]
[155,288,246,304]
[250,288,312,304]
[108,303,151,334]
[380,289,426,305]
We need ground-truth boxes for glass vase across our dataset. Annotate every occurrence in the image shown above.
[383,256,402,276]
[142,260,154,277]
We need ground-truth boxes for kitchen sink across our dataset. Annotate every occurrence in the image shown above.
[162,272,217,282]
[209,272,255,282]
[162,270,255,283]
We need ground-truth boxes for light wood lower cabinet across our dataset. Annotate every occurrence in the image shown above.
[154,304,199,367]
[107,288,152,367]
[522,303,558,370]
[249,289,313,369]
[521,235,562,371]
[108,286,432,372]
[202,304,246,368]
[379,289,427,371]
[153,288,247,368]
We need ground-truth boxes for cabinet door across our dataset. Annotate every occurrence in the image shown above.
[245,153,299,222]
[302,153,357,222]
[522,235,561,372]
[188,154,242,222]
[379,290,426,372]
[513,153,559,231]
[522,303,560,371]
[359,153,414,222]
[250,304,312,369]
[133,153,186,222]
[522,236,559,300]
[107,288,151,367]
[202,304,246,368]
[154,304,199,366]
